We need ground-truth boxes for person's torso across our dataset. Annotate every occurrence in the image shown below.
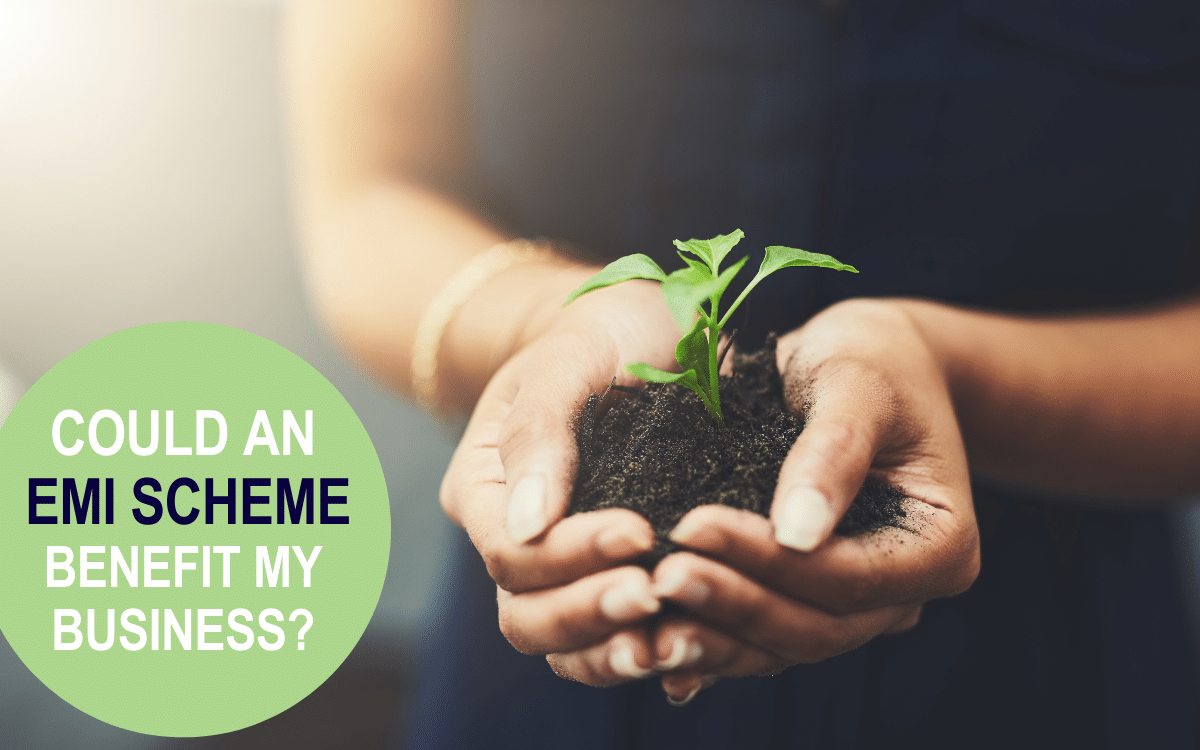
[467,0,1200,343]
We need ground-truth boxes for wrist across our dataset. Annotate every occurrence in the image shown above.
[893,299,985,401]
[893,298,1037,475]
[892,299,966,373]
[439,254,595,410]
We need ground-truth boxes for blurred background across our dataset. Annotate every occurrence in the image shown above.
[0,0,454,747]
[3,1,1200,748]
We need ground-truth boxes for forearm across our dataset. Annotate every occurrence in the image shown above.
[286,0,594,410]
[901,297,1200,500]
[298,182,591,404]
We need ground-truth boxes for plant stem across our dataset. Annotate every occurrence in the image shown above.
[718,268,767,330]
[698,387,723,426]
[707,291,724,427]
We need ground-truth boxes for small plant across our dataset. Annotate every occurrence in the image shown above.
[564,229,857,426]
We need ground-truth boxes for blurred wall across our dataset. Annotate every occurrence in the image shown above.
[0,0,453,746]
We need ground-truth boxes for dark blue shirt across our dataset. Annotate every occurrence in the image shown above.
[407,1,1200,747]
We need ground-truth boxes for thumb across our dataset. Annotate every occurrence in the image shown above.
[499,337,614,544]
[771,371,883,552]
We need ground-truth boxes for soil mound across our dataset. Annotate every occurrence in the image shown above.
[569,335,907,563]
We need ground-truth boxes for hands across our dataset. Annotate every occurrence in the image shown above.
[439,274,682,683]
[441,294,981,702]
[643,299,979,700]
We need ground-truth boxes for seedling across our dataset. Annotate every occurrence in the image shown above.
[563,229,857,426]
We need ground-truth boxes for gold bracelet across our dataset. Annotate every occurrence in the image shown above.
[410,239,553,414]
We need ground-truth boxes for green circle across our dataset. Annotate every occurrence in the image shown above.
[0,323,390,736]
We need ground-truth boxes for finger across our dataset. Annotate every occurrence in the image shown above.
[652,552,915,664]
[652,616,784,678]
[770,358,893,553]
[884,606,922,634]
[670,504,976,613]
[660,672,720,707]
[546,628,656,687]
[442,362,656,592]
[497,566,659,655]
[453,456,654,591]
[439,378,511,527]
[496,332,624,544]
[484,505,655,593]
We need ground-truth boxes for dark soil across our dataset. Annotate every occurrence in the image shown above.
[569,335,908,563]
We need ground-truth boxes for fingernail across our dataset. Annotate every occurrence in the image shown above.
[668,516,703,545]
[662,674,704,707]
[655,568,710,607]
[596,526,653,558]
[655,637,686,671]
[655,637,703,671]
[774,485,832,552]
[600,580,660,621]
[666,684,702,707]
[610,643,653,680]
[507,474,547,544]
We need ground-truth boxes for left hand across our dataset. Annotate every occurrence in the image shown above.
[439,276,680,686]
[553,298,981,703]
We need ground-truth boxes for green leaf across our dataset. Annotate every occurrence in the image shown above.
[677,252,712,275]
[718,246,856,329]
[562,254,668,305]
[624,320,712,397]
[660,256,747,332]
[673,229,745,271]
[711,255,748,302]
[674,318,711,396]
[625,362,700,391]
[759,246,858,276]
[661,265,720,331]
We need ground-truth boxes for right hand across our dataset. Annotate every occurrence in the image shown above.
[439,273,682,685]
[642,298,980,702]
